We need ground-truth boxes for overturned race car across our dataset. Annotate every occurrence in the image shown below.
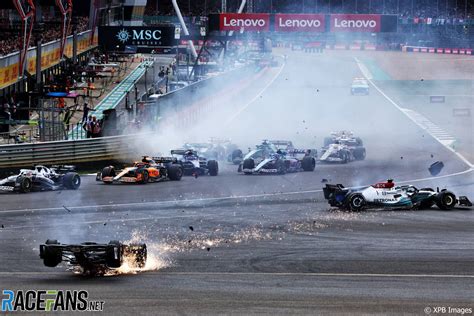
[97,156,183,184]
[39,240,147,276]
[320,131,366,163]
[239,140,317,175]
[323,179,472,211]
[0,165,81,193]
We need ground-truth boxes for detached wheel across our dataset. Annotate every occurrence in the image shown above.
[63,172,81,190]
[301,156,316,171]
[207,160,219,176]
[346,193,366,212]
[168,164,183,181]
[436,191,457,210]
[18,176,32,193]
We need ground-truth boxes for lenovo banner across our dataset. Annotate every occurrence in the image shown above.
[218,13,270,31]
[330,14,381,32]
[274,14,325,32]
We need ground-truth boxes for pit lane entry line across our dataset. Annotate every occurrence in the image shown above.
[353,56,473,169]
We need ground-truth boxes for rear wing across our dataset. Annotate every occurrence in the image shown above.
[152,156,178,164]
[50,165,76,173]
[322,184,346,200]
[170,149,187,156]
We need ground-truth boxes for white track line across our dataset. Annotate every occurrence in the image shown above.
[225,61,286,124]
[353,57,473,169]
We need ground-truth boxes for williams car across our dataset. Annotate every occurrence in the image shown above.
[239,140,317,174]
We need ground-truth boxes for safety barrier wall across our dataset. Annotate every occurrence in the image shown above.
[0,63,257,168]
[0,30,99,90]
[0,134,141,168]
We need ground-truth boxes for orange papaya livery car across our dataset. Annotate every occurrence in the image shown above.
[96,156,183,184]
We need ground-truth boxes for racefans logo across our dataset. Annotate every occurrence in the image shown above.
[115,28,163,45]
[1,290,104,312]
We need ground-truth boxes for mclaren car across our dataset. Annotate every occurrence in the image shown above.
[96,156,183,184]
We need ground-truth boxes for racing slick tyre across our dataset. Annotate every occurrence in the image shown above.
[101,166,116,184]
[126,244,147,269]
[231,149,243,164]
[207,160,219,176]
[340,152,349,164]
[63,172,81,190]
[43,240,62,267]
[242,159,255,174]
[106,241,122,268]
[353,147,366,160]
[355,137,364,146]
[301,156,316,171]
[137,170,149,184]
[436,191,457,210]
[18,176,32,193]
[168,164,183,181]
[346,193,366,212]
[276,160,287,175]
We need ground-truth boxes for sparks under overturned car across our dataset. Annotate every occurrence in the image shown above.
[323,179,472,211]
[239,140,317,174]
[96,156,183,184]
[39,240,147,276]
[0,165,81,193]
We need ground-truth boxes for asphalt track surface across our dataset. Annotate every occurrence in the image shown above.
[0,50,473,315]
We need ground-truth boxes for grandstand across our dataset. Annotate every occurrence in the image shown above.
[0,0,472,143]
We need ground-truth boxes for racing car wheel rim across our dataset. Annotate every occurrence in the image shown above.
[351,196,364,208]
[443,195,454,206]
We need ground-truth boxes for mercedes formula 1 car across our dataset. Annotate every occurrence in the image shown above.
[0,165,81,193]
[96,156,183,184]
[320,131,366,163]
[351,77,369,95]
[238,140,317,174]
[171,149,219,176]
[183,138,243,164]
[39,240,147,276]
[323,179,472,211]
